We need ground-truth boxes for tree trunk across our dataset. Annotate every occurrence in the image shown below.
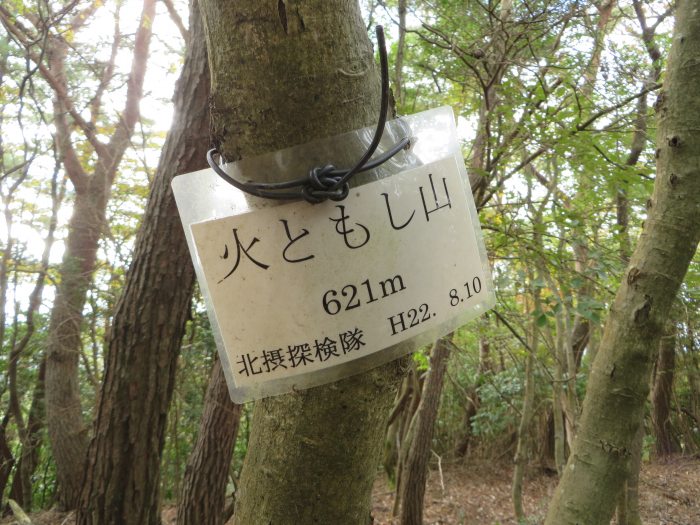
[384,367,417,484]
[552,311,567,475]
[653,327,678,457]
[616,424,644,525]
[513,349,536,522]
[394,0,407,107]
[5,157,60,511]
[392,365,422,517]
[469,0,513,205]
[513,270,540,523]
[398,337,451,525]
[0,417,13,507]
[544,2,700,522]
[564,0,617,433]
[687,324,700,427]
[616,2,663,517]
[454,384,479,458]
[43,0,157,508]
[76,3,208,523]
[197,2,408,523]
[8,359,46,509]
[455,337,489,458]
[177,359,241,525]
[45,179,108,508]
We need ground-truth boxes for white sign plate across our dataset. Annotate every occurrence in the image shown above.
[189,154,494,397]
[173,106,495,401]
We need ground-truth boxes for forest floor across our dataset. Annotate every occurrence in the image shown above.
[370,456,700,525]
[3,456,698,525]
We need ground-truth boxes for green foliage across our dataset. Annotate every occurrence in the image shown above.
[1,0,698,513]
[471,368,522,438]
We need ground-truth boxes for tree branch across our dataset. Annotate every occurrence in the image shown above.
[0,6,108,158]
[89,5,122,126]
[104,0,157,179]
[161,0,189,42]
[576,82,662,132]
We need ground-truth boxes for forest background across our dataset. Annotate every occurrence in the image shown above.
[0,0,698,524]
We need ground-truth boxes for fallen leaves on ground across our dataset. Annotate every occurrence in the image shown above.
[371,456,700,525]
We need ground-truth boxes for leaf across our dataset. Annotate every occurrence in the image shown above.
[536,313,548,328]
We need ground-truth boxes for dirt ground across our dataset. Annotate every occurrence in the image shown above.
[5,457,698,524]
[371,456,700,525]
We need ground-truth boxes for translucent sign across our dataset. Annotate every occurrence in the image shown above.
[172,107,494,402]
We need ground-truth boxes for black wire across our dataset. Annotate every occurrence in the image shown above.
[206,25,411,204]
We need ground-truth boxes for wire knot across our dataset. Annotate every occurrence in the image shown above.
[302,165,349,204]
[206,26,411,205]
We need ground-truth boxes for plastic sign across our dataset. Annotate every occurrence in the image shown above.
[173,107,494,402]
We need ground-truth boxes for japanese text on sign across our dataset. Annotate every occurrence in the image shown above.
[190,155,494,391]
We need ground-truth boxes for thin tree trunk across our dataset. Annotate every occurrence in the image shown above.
[687,324,700,425]
[542,244,569,475]
[653,327,678,457]
[0,417,13,506]
[469,0,513,205]
[553,308,567,475]
[384,369,415,484]
[513,349,536,522]
[398,337,451,525]
[454,384,479,458]
[513,267,541,523]
[45,178,107,508]
[544,2,700,521]
[616,2,664,517]
[177,359,241,525]
[8,359,46,509]
[196,2,408,523]
[616,85,648,262]
[42,0,156,508]
[392,363,422,517]
[566,0,617,415]
[76,2,208,523]
[394,0,407,107]
[581,0,615,94]
[454,337,489,458]
[6,157,61,510]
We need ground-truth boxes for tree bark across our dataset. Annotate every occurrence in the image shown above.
[394,0,407,107]
[616,424,644,525]
[41,0,157,508]
[455,337,489,458]
[391,365,422,517]
[398,338,451,525]
[552,311,567,475]
[687,324,700,427]
[544,2,700,522]
[6,153,61,510]
[454,384,479,458]
[469,0,513,205]
[513,339,536,522]
[513,254,543,523]
[615,2,664,517]
[76,2,208,523]
[564,0,617,439]
[653,327,678,457]
[45,166,111,509]
[0,417,13,507]
[177,359,241,525]
[196,2,409,523]
[385,361,421,505]
[8,359,46,509]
